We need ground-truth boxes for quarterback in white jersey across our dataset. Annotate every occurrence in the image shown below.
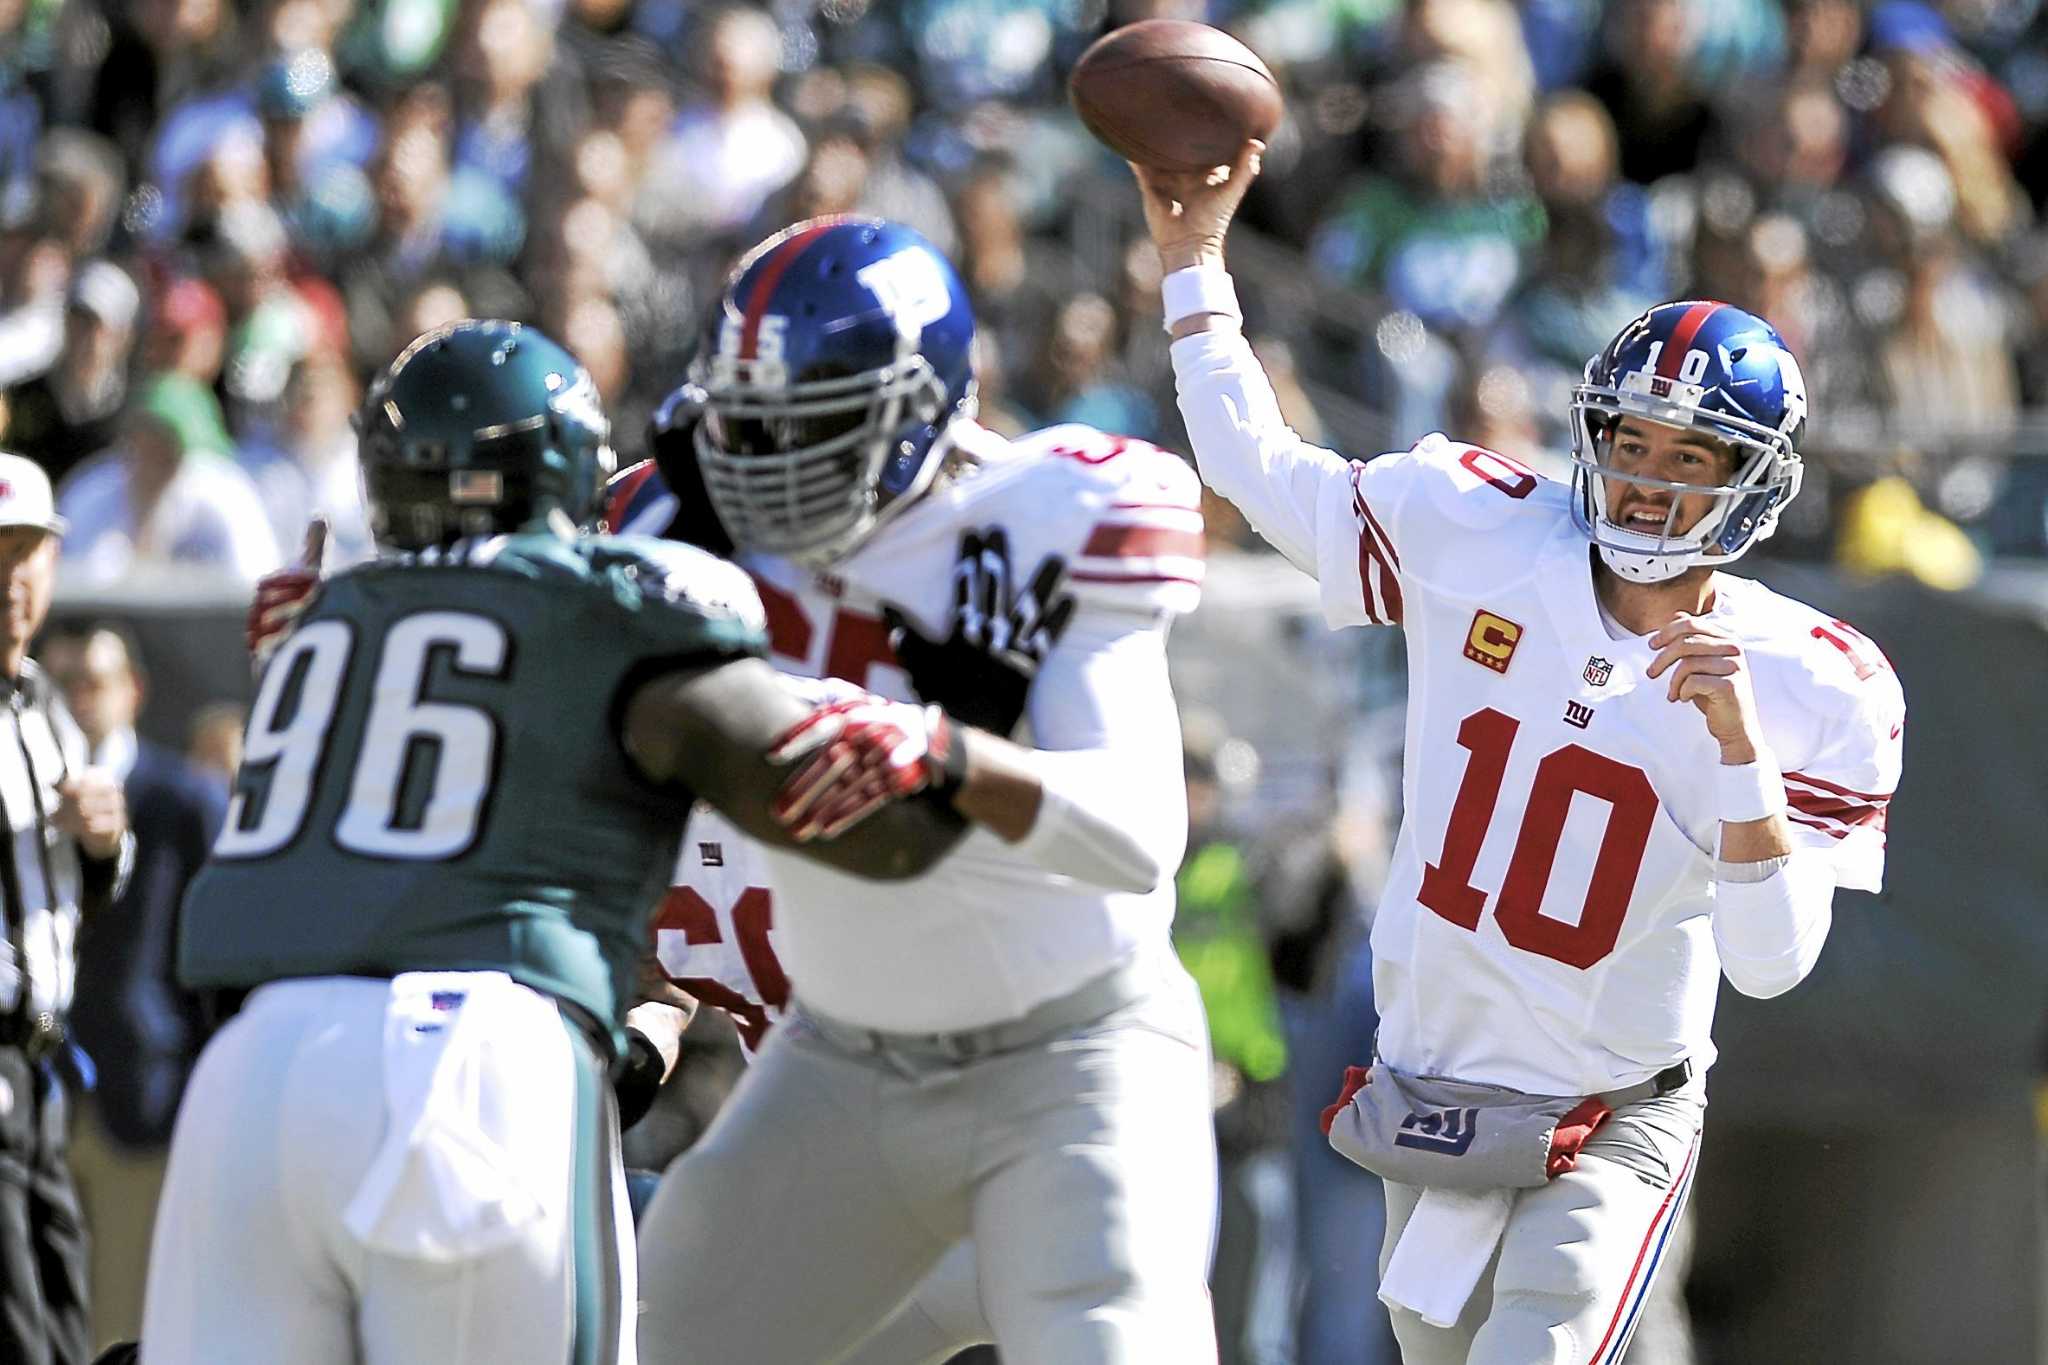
[1267,435,1899,1097]
[1133,147,1902,1364]
[634,217,1219,1365]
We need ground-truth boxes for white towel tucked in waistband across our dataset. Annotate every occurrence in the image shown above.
[342,971,574,1261]
[1378,1185,1515,1329]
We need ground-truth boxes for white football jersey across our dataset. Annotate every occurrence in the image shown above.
[1245,430,1904,1094]
[647,670,863,1054]
[652,806,786,1054]
[738,422,1206,1033]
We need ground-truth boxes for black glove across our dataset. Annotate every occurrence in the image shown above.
[613,1026,668,1131]
[885,527,1077,736]
[645,384,736,556]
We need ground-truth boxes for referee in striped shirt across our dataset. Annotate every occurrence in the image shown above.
[0,454,131,1365]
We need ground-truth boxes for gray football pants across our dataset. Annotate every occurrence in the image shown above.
[835,1240,985,1365]
[1378,1085,1704,1365]
[635,952,1220,1364]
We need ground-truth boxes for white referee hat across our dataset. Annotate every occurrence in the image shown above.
[0,454,68,537]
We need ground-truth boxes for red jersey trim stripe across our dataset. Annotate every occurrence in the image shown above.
[1788,805,1887,835]
[1786,791,1887,824]
[1081,523,1206,559]
[1352,472,1403,625]
[1788,815,1854,841]
[1657,302,1721,379]
[1785,771,1893,804]
[1069,569,1203,586]
[740,221,835,360]
[1359,499,1400,568]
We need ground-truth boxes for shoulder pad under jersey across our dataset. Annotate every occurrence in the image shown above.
[594,534,767,636]
[994,424,1206,618]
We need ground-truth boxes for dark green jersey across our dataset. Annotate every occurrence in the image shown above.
[180,532,767,1039]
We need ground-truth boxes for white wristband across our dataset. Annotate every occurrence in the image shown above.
[1160,266,1241,332]
[1715,853,1791,884]
[1716,754,1786,824]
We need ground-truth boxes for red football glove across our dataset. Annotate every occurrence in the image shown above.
[1318,1064,1374,1137]
[767,696,961,842]
[248,517,328,671]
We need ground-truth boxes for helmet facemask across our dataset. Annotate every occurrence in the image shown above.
[1568,371,1802,584]
[693,348,969,567]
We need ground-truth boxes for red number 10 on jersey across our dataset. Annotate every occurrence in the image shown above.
[1419,708,1659,970]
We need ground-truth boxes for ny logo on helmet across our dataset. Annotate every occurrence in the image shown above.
[1770,344,1808,434]
[856,248,954,349]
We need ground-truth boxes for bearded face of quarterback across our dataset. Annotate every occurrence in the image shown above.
[1596,415,1743,546]
[1570,300,1807,583]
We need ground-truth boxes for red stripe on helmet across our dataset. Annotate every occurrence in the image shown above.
[600,459,658,534]
[739,222,836,360]
[1657,301,1722,379]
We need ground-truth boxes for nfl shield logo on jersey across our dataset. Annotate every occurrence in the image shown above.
[1584,655,1613,687]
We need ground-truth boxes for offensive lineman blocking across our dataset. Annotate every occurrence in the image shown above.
[612,445,1081,1364]
[633,218,1221,1364]
[1132,148,1903,1364]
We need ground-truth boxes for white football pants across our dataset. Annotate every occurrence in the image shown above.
[836,1239,988,1365]
[635,949,1220,1365]
[1378,1084,1704,1365]
[141,974,635,1365]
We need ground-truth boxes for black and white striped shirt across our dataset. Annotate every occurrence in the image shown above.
[0,662,128,1023]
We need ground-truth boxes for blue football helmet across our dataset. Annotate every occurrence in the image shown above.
[691,216,978,565]
[1569,300,1807,583]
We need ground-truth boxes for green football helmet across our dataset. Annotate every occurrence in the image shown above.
[357,319,615,551]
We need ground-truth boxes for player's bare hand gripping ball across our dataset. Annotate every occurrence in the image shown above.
[1129,141,1265,275]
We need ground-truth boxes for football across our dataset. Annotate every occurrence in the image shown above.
[1068,20,1283,174]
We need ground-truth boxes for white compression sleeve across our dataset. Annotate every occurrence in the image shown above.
[1712,852,1839,999]
[1169,324,1355,575]
[1006,613,1188,895]
[1009,761,1168,894]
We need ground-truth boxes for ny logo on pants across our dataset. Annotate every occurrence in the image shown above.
[1394,1106,1480,1156]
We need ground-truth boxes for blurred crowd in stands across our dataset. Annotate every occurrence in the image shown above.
[13,3,2020,1358]
[0,0,2044,591]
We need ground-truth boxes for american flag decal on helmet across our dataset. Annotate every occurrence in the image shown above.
[450,469,504,504]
